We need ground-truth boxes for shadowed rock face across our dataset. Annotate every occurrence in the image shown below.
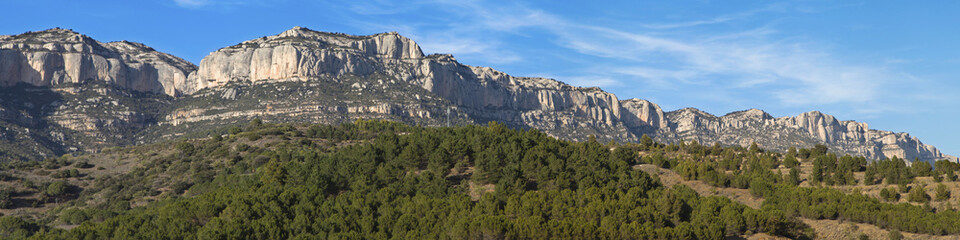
[0,28,196,96]
[0,27,953,163]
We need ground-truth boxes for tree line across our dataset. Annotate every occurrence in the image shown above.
[8,120,811,239]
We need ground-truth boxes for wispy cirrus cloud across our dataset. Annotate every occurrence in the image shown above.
[639,3,786,30]
[340,0,937,114]
[173,0,208,8]
[344,0,529,65]
[172,0,260,9]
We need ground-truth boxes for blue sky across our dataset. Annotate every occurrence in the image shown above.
[2,0,959,156]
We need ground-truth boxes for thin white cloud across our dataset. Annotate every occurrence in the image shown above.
[611,67,698,88]
[517,12,886,106]
[174,0,208,8]
[343,0,906,109]
[172,0,258,9]
[639,3,786,30]
[345,0,528,65]
[640,17,738,30]
[417,36,523,64]
[350,20,523,65]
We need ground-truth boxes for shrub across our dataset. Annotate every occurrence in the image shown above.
[783,155,799,168]
[879,188,899,202]
[935,183,951,201]
[60,208,89,224]
[175,141,196,156]
[0,188,12,209]
[74,161,94,169]
[907,185,930,203]
[888,230,902,240]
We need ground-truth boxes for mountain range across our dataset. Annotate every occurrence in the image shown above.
[0,27,953,163]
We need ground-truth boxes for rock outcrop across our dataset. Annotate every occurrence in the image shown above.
[186,27,423,93]
[0,28,196,96]
[181,27,951,163]
[186,26,645,142]
[620,98,668,131]
[657,108,949,162]
[0,27,952,164]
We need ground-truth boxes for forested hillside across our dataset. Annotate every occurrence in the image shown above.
[0,120,958,239]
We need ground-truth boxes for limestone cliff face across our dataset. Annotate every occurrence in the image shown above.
[187,27,422,92]
[620,98,668,131]
[773,111,945,162]
[187,27,648,142]
[0,28,196,96]
[658,108,948,162]
[173,27,957,162]
[0,28,183,160]
[0,27,952,164]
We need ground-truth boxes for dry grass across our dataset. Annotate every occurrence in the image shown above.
[468,181,495,201]
[0,145,167,218]
[635,164,960,240]
[802,218,960,240]
[635,164,762,208]
[744,232,790,240]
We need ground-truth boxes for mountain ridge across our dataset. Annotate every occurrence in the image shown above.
[0,28,196,96]
[0,27,954,163]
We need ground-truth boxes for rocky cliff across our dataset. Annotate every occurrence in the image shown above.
[0,28,183,160]
[183,26,644,142]
[0,28,196,96]
[0,27,953,164]
[657,108,950,161]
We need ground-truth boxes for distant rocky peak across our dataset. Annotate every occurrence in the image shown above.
[361,32,424,59]
[228,26,425,59]
[798,110,833,119]
[2,28,95,44]
[105,40,155,52]
[621,98,654,105]
[280,26,311,35]
[0,28,197,96]
[620,98,668,130]
[39,27,78,33]
[673,107,717,118]
[426,53,456,61]
[273,26,341,40]
[723,108,772,120]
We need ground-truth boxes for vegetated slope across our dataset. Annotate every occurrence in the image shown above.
[637,140,960,236]
[634,164,956,240]
[4,121,960,239]
[0,120,814,239]
[0,81,170,161]
[145,74,473,141]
